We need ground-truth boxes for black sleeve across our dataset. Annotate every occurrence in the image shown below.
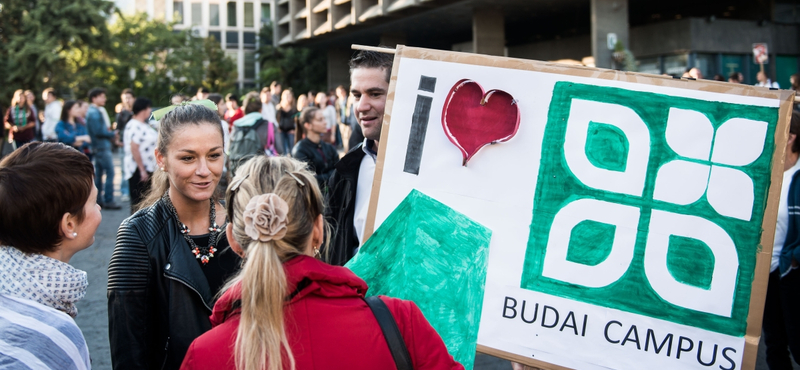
[107,219,152,370]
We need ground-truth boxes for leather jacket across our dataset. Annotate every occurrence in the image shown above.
[325,142,366,266]
[107,198,240,370]
[291,138,339,191]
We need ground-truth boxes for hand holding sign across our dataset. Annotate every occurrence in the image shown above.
[441,79,520,166]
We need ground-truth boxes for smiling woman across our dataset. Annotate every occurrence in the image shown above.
[107,103,242,370]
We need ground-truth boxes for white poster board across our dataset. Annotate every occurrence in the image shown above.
[361,46,796,370]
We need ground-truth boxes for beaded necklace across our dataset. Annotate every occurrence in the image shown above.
[162,193,222,265]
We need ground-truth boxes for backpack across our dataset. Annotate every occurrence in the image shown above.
[228,119,275,176]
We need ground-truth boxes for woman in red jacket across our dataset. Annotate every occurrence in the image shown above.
[180,156,462,370]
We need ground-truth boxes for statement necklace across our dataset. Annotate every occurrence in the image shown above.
[163,193,222,265]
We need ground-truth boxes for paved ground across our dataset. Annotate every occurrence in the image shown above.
[68,156,794,369]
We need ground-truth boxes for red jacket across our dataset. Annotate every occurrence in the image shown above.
[180,255,463,370]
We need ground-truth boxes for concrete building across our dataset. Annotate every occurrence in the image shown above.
[273,0,800,90]
[128,0,276,90]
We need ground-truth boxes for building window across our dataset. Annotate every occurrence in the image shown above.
[191,2,202,25]
[209,4,220,26]
[243,32,256,49]
[227,2,236,27]
[208,31,221,45]
[173,1,184,23]
[244,2,254,28]
[261,4,271,26]
[244,52,256,80]
[226,31,239,49]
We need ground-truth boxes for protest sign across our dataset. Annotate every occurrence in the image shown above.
[345,45,796,370]
[753,43,769,64]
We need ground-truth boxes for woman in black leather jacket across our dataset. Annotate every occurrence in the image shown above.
[291,107,339,192]
[107,103,241,370]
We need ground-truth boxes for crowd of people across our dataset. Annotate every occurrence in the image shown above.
[0,49,464,370]
[2,48,800,370]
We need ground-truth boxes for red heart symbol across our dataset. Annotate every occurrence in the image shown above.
[441,79,521,166]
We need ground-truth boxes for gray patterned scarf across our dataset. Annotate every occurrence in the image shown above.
[0,246,88,317]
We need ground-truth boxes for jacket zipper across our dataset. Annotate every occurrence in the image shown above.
[164,273,213,311]
[160,337,170,370]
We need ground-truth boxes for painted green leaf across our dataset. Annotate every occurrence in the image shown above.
[346,189,492,370]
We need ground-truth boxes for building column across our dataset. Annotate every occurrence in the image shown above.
[328,48,352,90]
[472,8,505,56]
[591,0,629,69]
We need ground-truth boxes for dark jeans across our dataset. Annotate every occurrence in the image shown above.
[128,168,152,213]
[279,131,294,155]
[764,270,795,370]
[779,268,800,367]
[94,148,115,204]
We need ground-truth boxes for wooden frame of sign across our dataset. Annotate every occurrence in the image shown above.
[360,44,796,370]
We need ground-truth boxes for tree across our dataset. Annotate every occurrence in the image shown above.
[257,26,326,94]
[0,0,115,104]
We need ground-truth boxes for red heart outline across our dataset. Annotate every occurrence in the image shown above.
[441,79,521,166]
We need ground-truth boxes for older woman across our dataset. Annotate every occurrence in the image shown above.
[108,103,242,370]
[0,142,100,370]
[180,156,462,370]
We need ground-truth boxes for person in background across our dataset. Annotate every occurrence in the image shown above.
[306,91,317,108]
[688,67,703,79]
[24,90,41,141]
[346,93,364,151]
[41,88,63,142]
[0,142,100,370]
[713,74,725,82]
[224,93,244,130]
[86,87,122,210]
[756,71,780,88]
[116,88,136,202]
[123,97,157,212]
[260,87,276,128]
[172,94,188,105]
[207,93,231,154]
[270,81,281,105]
[335,85,351,150]
[108,103,241,370]
[179,156,462,370]
[315,92,338,146]
[276,89,297,155]
[762,111,800,370]
[292,106,339,191]
[728,72,741,84]
[56,100,92,156]
[791,74,799,113]
[4,90,37,148]
[326,49,392,266]
[193,87,210,101]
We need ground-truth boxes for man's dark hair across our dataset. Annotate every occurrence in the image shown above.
[728,72,740,82]
[207,93,223,105]
[88,87,107,102]
[0,142,95,254]
[270,81,281,89]
[226,93,239,103]
[121,88,134,96]
[349,48,394,83]
[198,87,210,94]
[242,92,261,114]
[132,97,153,116]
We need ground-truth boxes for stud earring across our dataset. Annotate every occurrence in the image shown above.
[160,167,165,171]
[72,232,77,237]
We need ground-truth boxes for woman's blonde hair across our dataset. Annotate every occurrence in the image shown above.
[224,156,328,370]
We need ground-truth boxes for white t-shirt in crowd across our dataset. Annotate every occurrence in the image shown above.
[42,100,63,140]
[123,118,158,181]
[773,159,800,272]
[262,102,277,124]
[353,140,377,250]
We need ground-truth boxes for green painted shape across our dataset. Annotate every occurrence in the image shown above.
[346,189,492,370]
[666,235,715,290]
[565,220,616,266]
[522,82,779,337]
[585,121,629,172]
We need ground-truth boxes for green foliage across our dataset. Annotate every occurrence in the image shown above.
[257,26,326,94]
[0,4,238,110]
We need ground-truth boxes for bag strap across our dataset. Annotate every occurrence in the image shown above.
[364,296,413,370]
